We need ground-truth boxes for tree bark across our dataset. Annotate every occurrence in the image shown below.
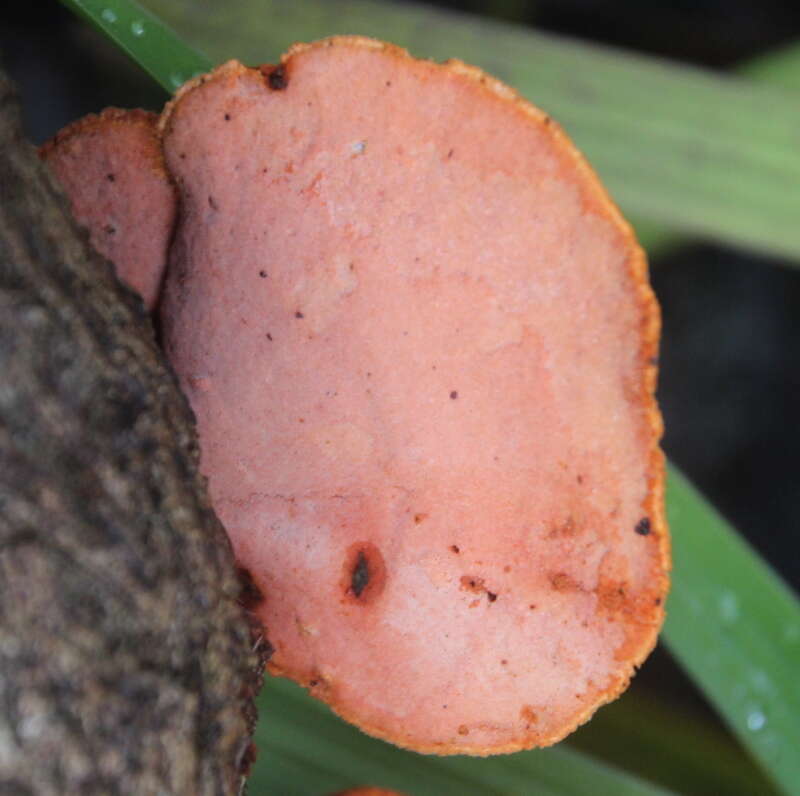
[0,71,267,794]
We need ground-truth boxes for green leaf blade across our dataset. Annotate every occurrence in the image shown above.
[663,466,800,796]
[59,0,212,93]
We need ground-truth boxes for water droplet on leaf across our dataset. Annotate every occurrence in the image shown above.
[131,20,145,37]
[719,590,739,624]
[746,709,766,732]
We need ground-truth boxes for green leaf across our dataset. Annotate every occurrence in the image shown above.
[139,0,800,263]
[663,466,800,796]
[252,677,675,796]
[59,0,211,93]
[569,683,781,796]
[741,41,800,92]
[642,41,800,257]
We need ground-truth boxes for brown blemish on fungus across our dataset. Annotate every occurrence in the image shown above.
[635,517,652,536]
[351,551,370,597]
[460,575,497,602]
[520,705,538,727]
[261,64,289,91]
[460,575,485,594]
[342,542,386,604]
[549,572,582,592]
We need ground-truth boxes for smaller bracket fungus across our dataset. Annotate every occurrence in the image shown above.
[41,108,176,311]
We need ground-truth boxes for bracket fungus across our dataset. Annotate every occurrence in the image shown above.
[41,108,176,311]
[44,36,669,755]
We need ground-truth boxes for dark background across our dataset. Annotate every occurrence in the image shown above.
[2,0,798,788]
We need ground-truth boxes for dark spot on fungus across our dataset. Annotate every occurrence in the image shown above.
[295,311,304,319]
[208,195,218,210]
[265,65,288,91]
[461,576,481,592]
[224,113,231,121]
[258,270,267,278]
[635,517,651,536]
[341,542,386,604]
[386,80,392,87]
[450,390,458,400]
[106,172,115,182]
[103,224,116,236]
[351,551,370,597]
[487,591,498,602]
[450,545,460,554]
[654,597,662,606]
[307,671,330,693]
[458,724,469,736]
[266,333,273,341]
[413,513,427,524]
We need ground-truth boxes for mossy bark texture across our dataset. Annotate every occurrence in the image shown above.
[0,72,265,795]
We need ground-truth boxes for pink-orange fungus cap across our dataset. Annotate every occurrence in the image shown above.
[41,108,176,311]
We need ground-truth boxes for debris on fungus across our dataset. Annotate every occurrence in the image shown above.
[44,36,669,756]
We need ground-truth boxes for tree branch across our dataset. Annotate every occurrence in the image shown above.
[0,70,266,795]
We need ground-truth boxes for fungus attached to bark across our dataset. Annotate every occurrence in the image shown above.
[41,108,177,311]
[45,36,669,756]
